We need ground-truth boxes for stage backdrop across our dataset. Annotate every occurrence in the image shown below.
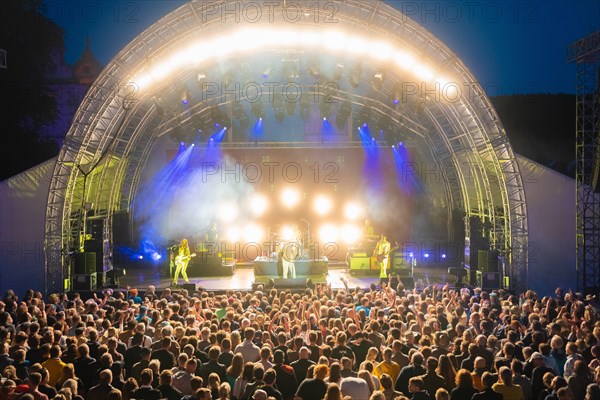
[0,158,56,295]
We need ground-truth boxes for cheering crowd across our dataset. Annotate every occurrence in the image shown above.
[0,276,599,400]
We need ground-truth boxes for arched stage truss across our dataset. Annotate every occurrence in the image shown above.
[45,0,528,294]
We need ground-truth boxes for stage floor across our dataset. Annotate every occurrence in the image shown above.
[117,263,455,292]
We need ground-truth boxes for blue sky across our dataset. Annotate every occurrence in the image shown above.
[48,0,599,95]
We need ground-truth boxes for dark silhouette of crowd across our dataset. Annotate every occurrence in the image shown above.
[0,277,599,400]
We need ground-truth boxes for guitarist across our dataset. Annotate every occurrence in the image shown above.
[173,238,192,286]
[373,234,391,279]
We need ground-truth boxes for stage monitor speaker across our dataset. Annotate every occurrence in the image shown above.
[349,256,371,270]
[182,283,196,292]
[271,278,309,289]
[74,252,96,275]
[392,256,412,272]
[478,250,499,272]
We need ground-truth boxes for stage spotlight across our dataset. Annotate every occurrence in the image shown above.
[251,101,264,119]
[409,252,414,258]
[307,59,321,79]
[181,90,190,105]
[243,224,264,243]
[372,72,384,91]
[424,253,430,259]
[344,203,363,220]
[280,188,301,209]
[197,72,207,86]
[280,225,295,241]
[250,194,269,217]
[226,227,241,242]
[313,195,333,216]
[392,83,403,105]
[349,63,362,88]
[341,224,361,244]
[282,59,299,81]
[333,63,344,81]
[441,253,447,259]
[319,100,332,119]
[217,202,238,222]
[319,224,339,243]
[137,255,144,260]
[262,67,272,79]
[359,105,372,125]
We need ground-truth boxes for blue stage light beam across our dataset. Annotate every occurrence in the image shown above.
[251,118,264,142]
[392,142,424,194]
[321,117,334,141]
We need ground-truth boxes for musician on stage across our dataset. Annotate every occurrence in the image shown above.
[205,223,219,243]
[282,225,301,279]
[373,234,391,279]
[360,219,378,249]
[173,238,192,286]
[362,219,375,239]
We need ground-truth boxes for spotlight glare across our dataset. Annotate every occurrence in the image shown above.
[313,195,333,216]
[414,64,434,81]
[424,253,430,258]
[319,224,339,243]
[280,225,295,241]
[441,253,447,259]
[243,224,264,243]
[250,194,269,217]
[226,227,241,243]
[394,51,416,69]
[217,202,238,222]
[281,188,301,209]
[341,224,361,244]
[344,203,362,220]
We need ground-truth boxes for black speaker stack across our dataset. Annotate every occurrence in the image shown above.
[73,252,97,290]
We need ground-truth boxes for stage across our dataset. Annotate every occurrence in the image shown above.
[115,262,456,292]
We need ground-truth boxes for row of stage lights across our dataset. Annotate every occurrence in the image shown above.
[214,189,366,244]
[216,190,365,221]
[223,222,361,245]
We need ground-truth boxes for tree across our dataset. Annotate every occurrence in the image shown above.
[0,0,63,180]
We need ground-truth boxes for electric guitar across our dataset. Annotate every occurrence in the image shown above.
[375,245,399,263]
[174,253,196,266]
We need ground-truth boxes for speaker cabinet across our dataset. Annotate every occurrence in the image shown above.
[74,252,96,275]
[477,250,499,272]
[349,256,371,270]
[475,271,501,290]
[182,283,196,292]
[270,278,309,288]
[72,273,97,291]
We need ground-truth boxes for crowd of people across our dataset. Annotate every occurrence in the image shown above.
[0,275,599,400]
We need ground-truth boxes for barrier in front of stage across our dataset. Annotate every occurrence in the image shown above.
[253,256,327,277]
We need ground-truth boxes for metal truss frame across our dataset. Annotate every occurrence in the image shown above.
[44,0,529,293]
[567,31,600,295]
